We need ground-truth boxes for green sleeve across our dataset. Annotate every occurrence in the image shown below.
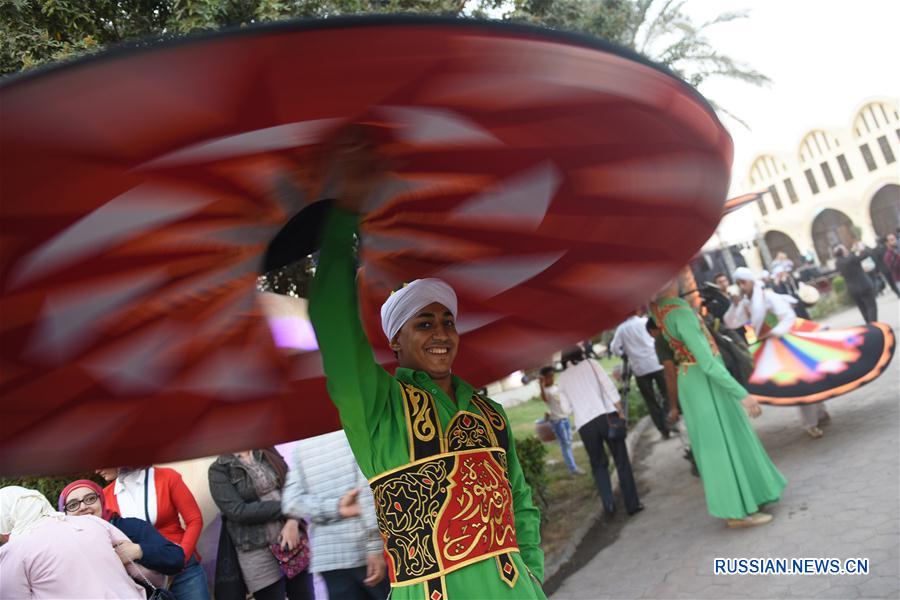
[668,307,748,400]
[308,207,396,470]
[497,404,544,582]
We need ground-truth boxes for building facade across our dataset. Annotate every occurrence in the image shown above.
[717,97,900,271]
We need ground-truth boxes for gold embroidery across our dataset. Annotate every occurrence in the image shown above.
[375,382,519,589]
[402,383,438,443]
[368,447,505,484]
[446,411,493,451]
[370,450,519,587]
[372,458,451,580]
[438,454,516,563]
[471,395,506,432]
[652,302,719,366]
[496,554,519,588]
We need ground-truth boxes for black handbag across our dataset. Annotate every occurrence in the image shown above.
[128,559,177,600]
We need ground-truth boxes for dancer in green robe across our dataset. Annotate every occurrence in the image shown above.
[650,280,787,528]
[308,141,545,599]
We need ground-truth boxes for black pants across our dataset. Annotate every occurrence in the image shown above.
[878,267,900,297]
[635,370,669,437]
[850,290,878,323]
[793,299,811,320]
[323,565,391,600]
[579,415,640,514]
[253,571,315,600]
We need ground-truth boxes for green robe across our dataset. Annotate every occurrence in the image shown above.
[651,296,787,519]
[309,208,546,599]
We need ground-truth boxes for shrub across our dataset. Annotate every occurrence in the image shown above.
[0,472,106,509]
[517,435,549,512]
[832,275,847,296]
[626,387,649,424]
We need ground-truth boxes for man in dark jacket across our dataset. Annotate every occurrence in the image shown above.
[834,244,878,323]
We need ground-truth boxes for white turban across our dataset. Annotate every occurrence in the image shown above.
[732,267,756,283]
[380,278,458,341]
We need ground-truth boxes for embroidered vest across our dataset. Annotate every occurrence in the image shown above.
[652,302,720,373]
[369,382,520,599]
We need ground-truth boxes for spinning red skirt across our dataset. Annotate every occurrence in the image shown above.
[0,16,733,474]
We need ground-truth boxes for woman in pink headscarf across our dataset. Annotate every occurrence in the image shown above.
[60,479,185,591]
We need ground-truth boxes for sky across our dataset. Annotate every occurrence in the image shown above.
[680,0,899,195]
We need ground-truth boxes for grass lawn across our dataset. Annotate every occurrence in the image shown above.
[503,357,651,567]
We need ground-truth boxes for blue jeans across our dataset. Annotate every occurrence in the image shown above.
[549,417,579,473]
[170,557,211,600]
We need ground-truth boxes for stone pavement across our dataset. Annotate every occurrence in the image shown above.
[553,295,899,599]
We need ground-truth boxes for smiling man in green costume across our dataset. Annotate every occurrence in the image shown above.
[308,137,545,600]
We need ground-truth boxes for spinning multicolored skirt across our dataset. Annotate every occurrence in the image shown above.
[309,209,546,600]
[743,315,895,406]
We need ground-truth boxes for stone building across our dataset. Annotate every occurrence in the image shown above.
[712,97,900,271]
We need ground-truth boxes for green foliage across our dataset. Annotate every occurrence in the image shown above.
[831,275,847,296]
[257,256,316,298]
[1,0,174,74]
[2,0,770,111]
[0,472,107,509]
[0,0,503,74]
[626,385,648,423]
[516,435,549,511]
[808,283,854,320]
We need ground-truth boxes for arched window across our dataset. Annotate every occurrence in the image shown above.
[852,101,900,138]
[798,130,840,163]
[748,154,786,186]
[763,231,802,266]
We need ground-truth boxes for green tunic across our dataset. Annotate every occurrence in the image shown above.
[309,208,546,599]
[651,296,787,519]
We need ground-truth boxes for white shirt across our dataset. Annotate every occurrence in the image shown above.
[114,467,158,525]
[724,288,796,338]
[542,384,569,420]
[556,359,620,430]
[609,316,663,376]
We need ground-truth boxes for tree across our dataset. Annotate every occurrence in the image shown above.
[3,0,767,94]
[509,0,769,93]
[0,0,502,74]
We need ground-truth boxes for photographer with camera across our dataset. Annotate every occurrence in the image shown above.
[610,313,671,439]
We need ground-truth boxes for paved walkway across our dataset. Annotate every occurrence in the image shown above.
[553,295,899,599]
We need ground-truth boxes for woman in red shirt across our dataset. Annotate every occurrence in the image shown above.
[98,466,210,600]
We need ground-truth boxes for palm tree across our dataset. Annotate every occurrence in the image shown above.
[508,0,769,126]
